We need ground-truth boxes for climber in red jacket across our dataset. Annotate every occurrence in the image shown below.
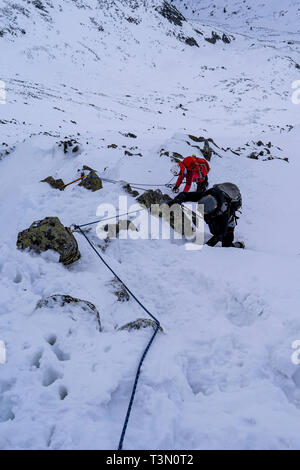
[171,155,210,193]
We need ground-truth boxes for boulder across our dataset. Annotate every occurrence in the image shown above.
[103,219,138,239]
[79,169,102,192]
[204,31,221,44]
[111,279,130,302]
[183,36,199,47]
[122,183,139,198]
[201,141,213,161]
[137,189,170,208]
[188,134,220,161]
[36,294,101,331]
[58,138,80,154]
[137,190,194,238]
[172,152,183,162]
[155,203,195,238]
[188,134,206,143]
[123,132,137,138]
[118,318,163,333]
[222,33,231,44]
[41,176,65,191]
[17,217,80,265]
[249,152,259,160]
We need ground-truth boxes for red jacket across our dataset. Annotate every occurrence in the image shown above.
[174,156,210,192]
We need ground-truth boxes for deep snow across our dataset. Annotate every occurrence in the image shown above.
[0,0,300,450]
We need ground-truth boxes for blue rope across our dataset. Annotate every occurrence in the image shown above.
[100,176,178,191]
[74,209,146,229]
[74,225,161,450]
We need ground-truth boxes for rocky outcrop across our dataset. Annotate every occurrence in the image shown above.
[160,149,184,162]
[234,140,289,162]
[205,31,221,44]
[124,150,142,157]
[111,279,130,302]
[78,169,103,191]
[201,141,213,161]
[156,1,186,27]
[184,36,199,47]
[222,33,231,44]
[137,189,170,208]
[155,203,195,238]
[122,183,139,198]
[36,294,101,331]
[205,31,232,45]
[188,134,219,147]
[58,138,80,154]
[187,135,221,161]
[102,219,138,239]
[118,318,163,333]
[177,34,199,47]
[122,132,137,138]
[17,217,81,265]
[41,176,65,190]
[137,190,194,238]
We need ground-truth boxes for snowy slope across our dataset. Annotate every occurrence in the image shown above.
[0,0,300,450]
[172,0,300,37]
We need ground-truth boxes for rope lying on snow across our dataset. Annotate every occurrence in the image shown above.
[101,176,167,192]
[73,220,161,450]
[73,198,201,448]
[101,175,176,192]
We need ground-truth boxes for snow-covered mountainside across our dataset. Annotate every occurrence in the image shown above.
[0,0,300,450]
[172,0,300,37]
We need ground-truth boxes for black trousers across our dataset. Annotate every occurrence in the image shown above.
[196,176,208,193]
[222,227,234,247]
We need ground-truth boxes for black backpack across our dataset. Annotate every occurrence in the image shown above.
[213,183,242,211]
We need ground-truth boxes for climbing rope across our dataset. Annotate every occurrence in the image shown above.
[100,174,178,192]
[73,221,161,450]
[61,174,179,193]
[73,197,192,447]
[101,176,167,190]
[102,176,167,186]
[73,208,146,230]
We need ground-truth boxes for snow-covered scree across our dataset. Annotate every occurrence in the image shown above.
[0,0,300,450]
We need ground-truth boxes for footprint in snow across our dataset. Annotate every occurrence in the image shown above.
[45,334,70,361]
[226,292,266,327]
[42,366,63,387]
[0,396,15,422]
[58,385,68,401]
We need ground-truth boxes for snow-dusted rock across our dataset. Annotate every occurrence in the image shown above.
[118,318,163,333]
[35,294,101,331]
[41,176,65,190]
[137,189,170,207]
[17,217,81,265]
[102,219,138,239]
[78,170,103,192]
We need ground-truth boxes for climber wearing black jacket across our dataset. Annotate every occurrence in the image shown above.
[171,183,244,248]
